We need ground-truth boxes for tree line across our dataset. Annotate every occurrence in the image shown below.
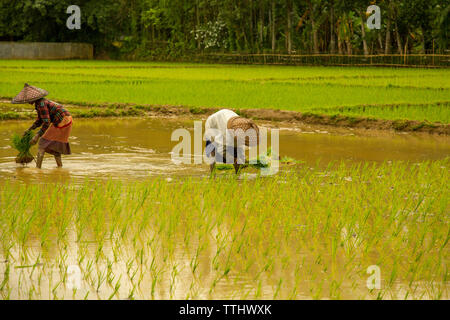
[0,0,448,58]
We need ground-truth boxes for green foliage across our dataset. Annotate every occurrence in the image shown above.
[435,4,450,50]
[0,0,447,57]
[0,0,120,50]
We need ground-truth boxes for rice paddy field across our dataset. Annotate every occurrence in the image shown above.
[0,60,449,300]
[0,60,449,124]
[0,161,448,300]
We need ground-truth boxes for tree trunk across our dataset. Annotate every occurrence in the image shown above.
[286,0,292,54]
[196,0,200,49]
[271,0,276,52]
[345,19,352,55]
[405,34,409,55]
[242,24,249,50]
[360,12,369,56]
[395,22,403,54]
[313,24,319,54]
[378,33,383,53]
[269,5,272,51]
[384,17,391,54]
[307,1,318,54]
[330,4,336,54]
[421,26,427,54]
[346,39,352,55]
[259,4,264,52]
[250,0,254,51]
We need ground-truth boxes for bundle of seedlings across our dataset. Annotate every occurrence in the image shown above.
[11,131,35,165]
[216,148,273,171]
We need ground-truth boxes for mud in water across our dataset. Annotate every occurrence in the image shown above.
[0,117,449,184]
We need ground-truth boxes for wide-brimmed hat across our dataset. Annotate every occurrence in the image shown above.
[11,83,48,104]
[227,116,259,147]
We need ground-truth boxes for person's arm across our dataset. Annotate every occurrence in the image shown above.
[35,101,50,137]
[25,105,43,134]
[27,117,43,132]
[204,116,215,142]
[30,101,50,145]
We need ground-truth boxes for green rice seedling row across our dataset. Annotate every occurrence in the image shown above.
[0,160,448,299]
[1,61,449,124]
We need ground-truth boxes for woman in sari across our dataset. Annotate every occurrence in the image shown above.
[12,83,73,168]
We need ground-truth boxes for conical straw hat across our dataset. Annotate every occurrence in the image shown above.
[11,83,48,104]
[227,116,259,147]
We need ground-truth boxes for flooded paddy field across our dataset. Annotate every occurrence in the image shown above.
[0,60,449,300]
[0,117,449,300]
[0,118,448,184]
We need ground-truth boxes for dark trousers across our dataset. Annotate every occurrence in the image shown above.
[206,140,242,164]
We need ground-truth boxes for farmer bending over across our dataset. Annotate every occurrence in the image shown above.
[205,109,259,174]
[12,83,73,168]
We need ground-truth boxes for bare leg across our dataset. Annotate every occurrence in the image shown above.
[36,148,45,169]
[233,158,241,175]
[210,162,216,176]
[209,148,216,176]
[54,153,63,168]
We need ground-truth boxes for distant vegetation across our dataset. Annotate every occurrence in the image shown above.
[0,1,448,59]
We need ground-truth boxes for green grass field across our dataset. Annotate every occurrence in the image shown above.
[0,60,449,124]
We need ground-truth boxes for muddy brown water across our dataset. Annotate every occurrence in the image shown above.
[0,117,449,184]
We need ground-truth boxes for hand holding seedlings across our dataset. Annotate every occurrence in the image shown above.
[30,134,39,145]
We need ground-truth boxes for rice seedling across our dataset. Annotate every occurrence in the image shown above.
[11,131,34,165]
[108,276,121,300]
[0,103,448,301]
[0,77,449,299]
[0,61,449,124]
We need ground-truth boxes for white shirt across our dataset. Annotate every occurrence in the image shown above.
[205,109,238,157]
